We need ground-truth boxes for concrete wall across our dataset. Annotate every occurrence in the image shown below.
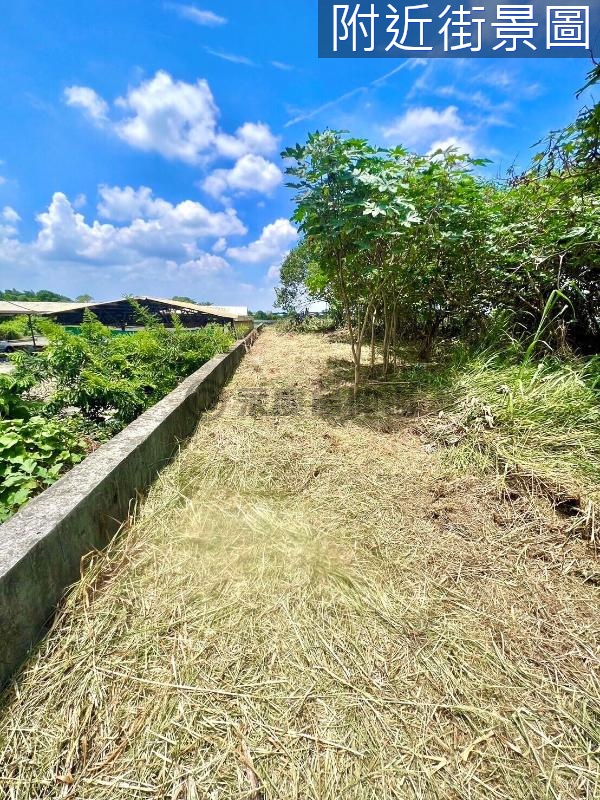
[0,327,260,689]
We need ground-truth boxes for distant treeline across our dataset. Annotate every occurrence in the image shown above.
[250,310,281,320]
[0,288,74,302]
[0,291,216,305]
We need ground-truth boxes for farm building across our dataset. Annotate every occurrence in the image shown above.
[0,296,250,329]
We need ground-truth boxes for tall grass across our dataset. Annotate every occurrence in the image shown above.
[374,321,600,525]
[432,348,600,529]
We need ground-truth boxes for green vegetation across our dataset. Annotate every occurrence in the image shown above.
[282,66,599,374]
[1,304,234,521]
[352,337,600,516]
[0,288,72,302]
[172,295,212,305]
[275,314,336,333]
[0,412,85,523]
[280,64,600,518]
[0,373,87,521]
[0,317,31,341]
[249,309,280,320]
[0,314,48,341]
[447,354,600,513]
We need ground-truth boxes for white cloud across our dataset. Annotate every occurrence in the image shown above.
[0,206,20,239]
[178,254,230,274]
[267,264,281,282]
[114,71,219,164]
[0,176,6,186]
[215,122,279,159]
[467,66,540,98]
[2,206,20,224]
[271,61,294,71]
[64,72,280,177]
[285,58,425,128]
[166,3,227,26]
[64,86,109,123]
[204,48,256,66]
[382,106,467,148]
[202,154,283,200]
[98,185,171,221]
[35,193,115,261]
[0,191,296,311]
[33,190,246,265]
[435,85,512,116]
[96,185,247,241]
[427,136,474,156]
[227,218,297,264]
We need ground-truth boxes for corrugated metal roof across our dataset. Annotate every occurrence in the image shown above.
[0,301,87,315]
[0,297,249,321]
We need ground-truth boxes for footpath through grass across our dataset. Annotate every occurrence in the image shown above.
[0,328,598,799]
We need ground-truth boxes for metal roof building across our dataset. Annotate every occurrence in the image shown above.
[0,296,250,329]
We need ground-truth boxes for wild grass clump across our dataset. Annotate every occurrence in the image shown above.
[428,349,600,528]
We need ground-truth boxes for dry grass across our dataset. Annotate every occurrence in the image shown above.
[0,328,598,799]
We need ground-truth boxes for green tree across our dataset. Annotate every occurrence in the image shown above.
[275,240,319,314]
[0,289,72,302]
[283,131,418,387]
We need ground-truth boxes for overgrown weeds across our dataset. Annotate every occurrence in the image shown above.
[320,329,600,534]
[420,351,600,536]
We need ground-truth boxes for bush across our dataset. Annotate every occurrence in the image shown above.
[0,315,47,341]
[0,375,40,420]
[0,416,85,522]
[12,311,235,427]
[1,308,235,521]
[0,317,30,341]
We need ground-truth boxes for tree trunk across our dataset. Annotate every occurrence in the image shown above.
[370,309,376,377]
[391,305,397,370]
[419,315,442,362]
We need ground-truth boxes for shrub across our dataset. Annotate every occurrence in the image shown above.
[276,315,336,333]
[0,316,45,341]
[0,416,85,522]
[12,311,235,427]
[0,317,29,341]
[1,309,235,520]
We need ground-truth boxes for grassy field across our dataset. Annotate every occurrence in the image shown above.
[0,328,598,799]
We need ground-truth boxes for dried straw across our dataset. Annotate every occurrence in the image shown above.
[0,329,598,799]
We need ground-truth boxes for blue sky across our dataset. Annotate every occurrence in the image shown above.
[0,1,595,309]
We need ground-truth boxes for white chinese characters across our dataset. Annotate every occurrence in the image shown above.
[492,5,538,50]
[333,4,380,51]
[386,3,433,50]
[329,2,592,54]
[438,4,486,51]
[547,6,589,47]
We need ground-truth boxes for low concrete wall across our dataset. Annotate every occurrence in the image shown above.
[0,327,260,688]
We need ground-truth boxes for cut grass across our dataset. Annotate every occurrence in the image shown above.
[0,329,598,799]
[350,340,600,534]
[421,353,600,536]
